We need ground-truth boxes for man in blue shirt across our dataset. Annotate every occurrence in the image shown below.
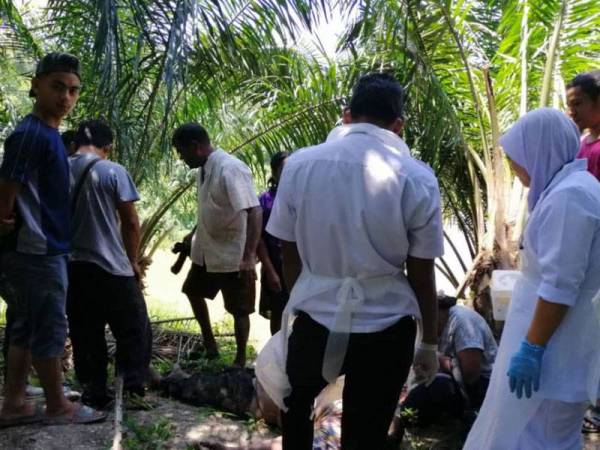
[0,53,105,426]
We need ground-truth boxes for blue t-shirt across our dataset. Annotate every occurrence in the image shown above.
[70,153,140,276]
[0,114,70,255]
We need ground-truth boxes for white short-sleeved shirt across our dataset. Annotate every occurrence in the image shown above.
[266,123,444,332]
[191,148,260,273]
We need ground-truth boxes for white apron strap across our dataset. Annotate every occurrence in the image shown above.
[322,278,367,383]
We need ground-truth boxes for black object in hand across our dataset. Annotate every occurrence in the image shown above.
[171,241,190,274]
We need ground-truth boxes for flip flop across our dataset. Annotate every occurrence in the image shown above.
[0,405,43,429]
[582,416,600,433]
[43,403,107,426]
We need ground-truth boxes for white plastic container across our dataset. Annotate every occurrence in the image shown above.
[490,270,521,321]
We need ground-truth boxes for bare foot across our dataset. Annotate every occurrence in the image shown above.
[44,399,76,418]
[231,356,246,369]
[0,402,37,421]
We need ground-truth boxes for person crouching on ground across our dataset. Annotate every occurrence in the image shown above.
[390,293,497,443]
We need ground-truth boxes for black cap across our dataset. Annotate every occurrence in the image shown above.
[30,53,81,97]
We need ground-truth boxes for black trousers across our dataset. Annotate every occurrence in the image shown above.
[66,262,152,395]
[400,373,465,427]
[282,312,416,450]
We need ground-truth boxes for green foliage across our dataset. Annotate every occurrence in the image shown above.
[122,416,175,450]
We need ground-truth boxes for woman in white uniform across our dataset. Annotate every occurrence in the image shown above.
[463,108,600,450]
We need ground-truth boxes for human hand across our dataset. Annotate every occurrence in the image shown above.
[239,254,257,272]
[438,355,452,373]
[239,255,257,284]
[413,342,439,386]
[507,340,545,399]
[265,269,282,293]
[0,216,16,237]
[132,262,144,289]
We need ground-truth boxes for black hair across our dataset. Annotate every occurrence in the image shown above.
[74,119,113,149]
[61,130,76,149]
[30,52,81,98]
[172,123,211,148]
[438,294,458,310]
[567,70,600,102]
[268,151,289,188]
[349,73,405,125]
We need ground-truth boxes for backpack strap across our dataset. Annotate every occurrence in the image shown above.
[71,157,102,214]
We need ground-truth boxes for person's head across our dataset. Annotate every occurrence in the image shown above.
[566,71,600,132]
[61,129,77,156]
[437,293,458,337]
[30,53,81,123]
[269,151,289,187]
[74,119,113,158]
[342,73,405,135]
[499,108,580,211]
[172,123,213,168]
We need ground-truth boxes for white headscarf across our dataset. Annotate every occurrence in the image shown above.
[499,108,581,211]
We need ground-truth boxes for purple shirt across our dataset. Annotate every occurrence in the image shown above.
[259,188,283,274]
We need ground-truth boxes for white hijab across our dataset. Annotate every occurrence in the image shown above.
[499,108,581,211]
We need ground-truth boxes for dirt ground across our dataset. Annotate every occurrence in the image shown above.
[2,252,600,449]
[0,392,277,450]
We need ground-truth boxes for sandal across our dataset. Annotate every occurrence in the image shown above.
[583,416,600,433]
[0,405,43,429]
[43,403,107,426]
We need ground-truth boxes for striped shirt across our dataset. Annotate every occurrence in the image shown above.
[0,114,70,255]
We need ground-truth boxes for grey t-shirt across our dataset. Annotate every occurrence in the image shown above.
[439,305,497,380]
[69,153,140,276]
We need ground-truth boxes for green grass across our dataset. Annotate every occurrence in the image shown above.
[122,416,175,450]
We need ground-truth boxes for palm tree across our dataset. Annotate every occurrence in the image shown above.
[1,0,348,263]
[337,0,600,321]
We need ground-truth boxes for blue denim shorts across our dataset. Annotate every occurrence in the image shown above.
[2,252,68,358]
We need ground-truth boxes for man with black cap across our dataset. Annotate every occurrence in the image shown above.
[0,53,106,426]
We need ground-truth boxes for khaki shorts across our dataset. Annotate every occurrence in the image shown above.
[182,263,256,316]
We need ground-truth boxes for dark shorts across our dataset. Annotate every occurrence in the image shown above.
[2,252,68,359]
[182,263,256,316]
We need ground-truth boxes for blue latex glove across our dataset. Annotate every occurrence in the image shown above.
[507,340,545,399]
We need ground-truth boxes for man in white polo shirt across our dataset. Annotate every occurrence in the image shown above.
[267,73,443,450]
[172,124,261,368]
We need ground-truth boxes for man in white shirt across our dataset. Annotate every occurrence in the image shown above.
[172,124,261,368]
[267,73,443,450]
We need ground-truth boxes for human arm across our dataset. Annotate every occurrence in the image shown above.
[508,188,596,398]
[456,348,483,385]
[281,240,301,292]
[257,238,282,292]
[117,201,142,283]
[526,299,569,346]
[0,180,20,235]
[406,256,438,345]
[240,206,262,272]
[406,256,439,386]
